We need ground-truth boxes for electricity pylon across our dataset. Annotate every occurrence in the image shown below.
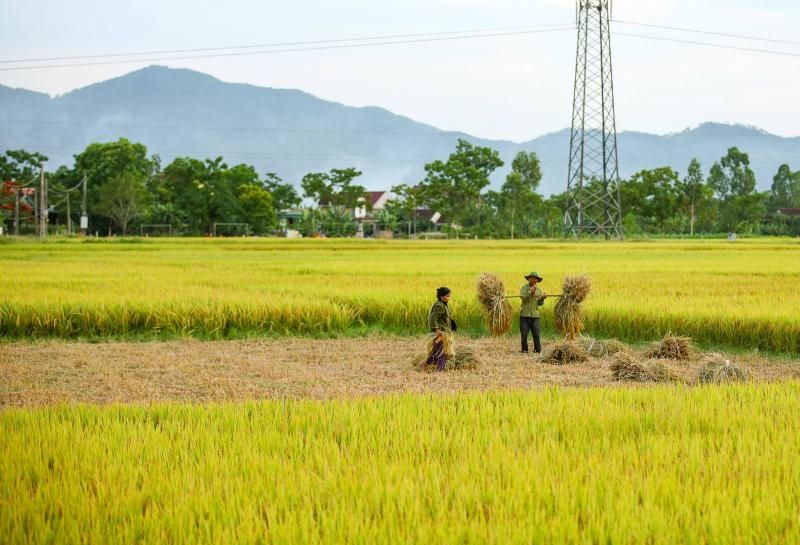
[565,0,622,239]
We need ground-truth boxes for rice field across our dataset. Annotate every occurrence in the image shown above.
[2,384,800,545]
[1,237,799,352]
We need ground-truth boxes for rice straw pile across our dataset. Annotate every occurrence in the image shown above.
[452,345,481,370]
[697,353,750,384]
[576,335,629,358]
[542,340,588,365]
[610,351,675,383]
[554,275,591,339]
[412,337,480,372]
[476,272,513,336]
[646,334,693,360]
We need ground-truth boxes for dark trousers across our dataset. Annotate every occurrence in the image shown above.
[520,317,541,354]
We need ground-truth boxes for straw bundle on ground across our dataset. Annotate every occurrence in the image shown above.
[554,275,591,339]
[576,335,629,358]
[476,272,514,336]
[646,334,693,360]
[542,340,588,365]
[426,331,455,357]
[697,353,750,384]
[610,351,675,383]
[412,339,480,372]
[452,344,481,370]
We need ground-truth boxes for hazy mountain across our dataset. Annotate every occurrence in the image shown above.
[1,65,798,195]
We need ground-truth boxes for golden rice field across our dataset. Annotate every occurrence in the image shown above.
[1,237,799,352]
[2,385,800,544]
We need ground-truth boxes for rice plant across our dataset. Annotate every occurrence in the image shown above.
[3,384,800,544]
[1,238,798,353]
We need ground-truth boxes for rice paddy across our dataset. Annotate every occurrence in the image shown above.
[3,384,800,545]
[1,237,798,352]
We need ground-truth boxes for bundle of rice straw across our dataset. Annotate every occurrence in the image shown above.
[554,275,591,339]
[426,331,455,357]
[452,345,481,370]
[476,272,513,336]
[542,340,588,365]
[610,351,675,383]
[646,334,693,360]
[411,342,481,372]
[697,353,750,384]
[576,335,629,358]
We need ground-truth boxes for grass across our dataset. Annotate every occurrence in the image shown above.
[3,384,800,544]
[1,237,799,352]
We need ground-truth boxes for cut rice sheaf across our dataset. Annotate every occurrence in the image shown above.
[610,351,676,383]
[554,275,591,340]
[697,353,750,384]
[646,334,693,360]
[542,340,588,365]
[476,272,513,336]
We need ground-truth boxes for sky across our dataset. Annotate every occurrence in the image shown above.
[1,0,799,142]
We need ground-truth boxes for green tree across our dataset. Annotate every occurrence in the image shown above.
[387,183,424,236]
[0,149,48,182]
[708,147,766,232]
[768,164,800,210]
[237,184,277,234]
[498,151,543,238]
[73,139,159,234]
[620,167,681,233]
[418,139,503,234]
[263,173,301,211]
[97,171,150,234]
[301,168,367,210]
[677,158,716,235]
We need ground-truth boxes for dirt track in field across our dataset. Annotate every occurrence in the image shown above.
[2,336,799,408]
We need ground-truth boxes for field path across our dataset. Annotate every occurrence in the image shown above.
[2,336,799,408]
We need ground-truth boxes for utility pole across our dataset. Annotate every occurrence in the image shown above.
[13,186,20,236]
[79,174,88,236]
[33,188,39,236]
[38,168,48,237]
[66,194,72,234]
[564,0,623,239]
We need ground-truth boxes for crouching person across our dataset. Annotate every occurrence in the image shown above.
[427,287,457,372]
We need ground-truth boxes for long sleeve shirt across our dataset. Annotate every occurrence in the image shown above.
[520,284,545,318]
[427,300,452,332]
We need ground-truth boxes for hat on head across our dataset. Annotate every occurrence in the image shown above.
[524,272,543,282]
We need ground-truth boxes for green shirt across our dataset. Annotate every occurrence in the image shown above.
[427,300,452,331]
[520,284,545,318]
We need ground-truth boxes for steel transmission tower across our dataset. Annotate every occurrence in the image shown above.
[565,0,622,239]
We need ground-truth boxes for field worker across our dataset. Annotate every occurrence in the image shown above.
[426,287,457,372]
[520,272,548,354]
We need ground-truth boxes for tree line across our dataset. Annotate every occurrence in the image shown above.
[1,137,799,237]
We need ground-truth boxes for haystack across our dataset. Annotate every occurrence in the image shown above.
[542,340,588,365]
[697,353,750,384]
[646,334,693,360]
[610,351,675,383]
[576,335,629,358]
[554,275,591,339]
[476,272,513,336]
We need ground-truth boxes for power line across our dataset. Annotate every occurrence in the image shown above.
[4,144,798,164]
[4,119,797,139]
[612,31,800,58]
[613,19,800,48]
[0,27,575,72]
[0,22,574,64]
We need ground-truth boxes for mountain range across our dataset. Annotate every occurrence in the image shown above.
[1,65,798,195]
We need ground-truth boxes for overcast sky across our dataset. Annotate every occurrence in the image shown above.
[2,0,799,141]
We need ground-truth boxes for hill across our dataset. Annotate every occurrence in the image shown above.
[1,66,798,194]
